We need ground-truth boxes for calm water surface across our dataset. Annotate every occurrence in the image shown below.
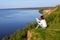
[0,10,41,39]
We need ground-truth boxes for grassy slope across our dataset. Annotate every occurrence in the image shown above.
[30,6,60,40]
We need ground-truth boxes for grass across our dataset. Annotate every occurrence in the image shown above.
[29,5,60,40]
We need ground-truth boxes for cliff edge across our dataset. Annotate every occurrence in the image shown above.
[27,5,60,40]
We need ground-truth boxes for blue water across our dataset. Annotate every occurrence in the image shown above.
[0,10,41,39]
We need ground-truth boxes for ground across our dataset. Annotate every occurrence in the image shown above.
[27,5,60,40]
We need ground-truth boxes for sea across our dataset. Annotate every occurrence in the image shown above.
[0,9,42,39]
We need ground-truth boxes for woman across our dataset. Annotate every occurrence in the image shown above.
[35,16,47,29]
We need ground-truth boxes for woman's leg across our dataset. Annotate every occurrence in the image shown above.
[35,25,40,29]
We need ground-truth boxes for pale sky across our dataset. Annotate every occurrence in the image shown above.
[0,0,60,9]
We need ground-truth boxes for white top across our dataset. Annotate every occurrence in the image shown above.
[36,18,47,28]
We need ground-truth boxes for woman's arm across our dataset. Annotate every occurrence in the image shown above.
[36,18,41,24]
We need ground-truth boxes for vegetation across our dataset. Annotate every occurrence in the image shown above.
[2,22,37,40]
[30,5,60,40]
[2,5,60,40]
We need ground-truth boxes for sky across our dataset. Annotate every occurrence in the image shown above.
[0,0,60,9]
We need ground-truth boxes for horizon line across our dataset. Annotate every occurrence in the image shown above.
[0,7,54,10]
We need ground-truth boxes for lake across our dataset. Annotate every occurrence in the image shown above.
[0,9,42,39]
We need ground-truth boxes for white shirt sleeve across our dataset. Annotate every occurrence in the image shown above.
[36,18,41,24]
[39,19,47,28]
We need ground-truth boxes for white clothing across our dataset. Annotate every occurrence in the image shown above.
[36,18,47,28]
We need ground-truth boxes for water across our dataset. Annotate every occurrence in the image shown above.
[0,9,41,39]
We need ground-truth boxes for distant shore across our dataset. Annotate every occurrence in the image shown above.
[0,7,53,10]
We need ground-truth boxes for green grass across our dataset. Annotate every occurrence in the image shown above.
[30,5,60,40]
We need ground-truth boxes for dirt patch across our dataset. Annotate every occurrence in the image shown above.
[43,7,58,15]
